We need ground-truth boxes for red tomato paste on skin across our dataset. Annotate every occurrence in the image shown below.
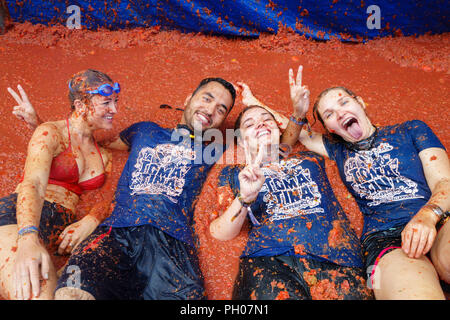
[0,22,448,300]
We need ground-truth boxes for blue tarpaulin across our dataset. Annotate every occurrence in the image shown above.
[5,0,450,42]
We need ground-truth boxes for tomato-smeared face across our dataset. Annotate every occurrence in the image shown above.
[317,88,374,143]
[238,106,280,152]
[88,93,119,130]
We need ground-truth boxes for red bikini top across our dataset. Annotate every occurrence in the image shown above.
[46,119,106,196]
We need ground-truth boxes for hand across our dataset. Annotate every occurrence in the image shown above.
[289,65,310,119]
[56,215,99,255]
[14,235,51,300]
[238,139,266,203]
[236,82,261,107]
[401,209,438,258]
[8,84,39,129]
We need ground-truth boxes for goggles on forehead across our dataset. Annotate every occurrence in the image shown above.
[87,83,121,96]
[69,82,121,97]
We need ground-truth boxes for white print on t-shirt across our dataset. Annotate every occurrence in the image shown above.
[130,144,196,203]
[260,158,324,222]
[343,142,423,206]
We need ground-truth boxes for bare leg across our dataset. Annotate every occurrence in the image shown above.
[372,248,445,300]
[54,287,95,300]
[430,220,450,284]
[0,225,57,300]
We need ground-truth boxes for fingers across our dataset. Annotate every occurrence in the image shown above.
[296,65,303,87]
[402,227,436,258]
[29,261,41,298]
[57,233,72,255]
[423,230,436,255]
[17,84,31,104]
[243,138,252,166]
[15,265,31,300]
[288,68,294,88]
[40,253,50,281]
[7,86,22,105]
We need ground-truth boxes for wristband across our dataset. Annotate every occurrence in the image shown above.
[423,203,447,219]
[237,193,255,208]
[18,225,39,237]
[290,115,308,126]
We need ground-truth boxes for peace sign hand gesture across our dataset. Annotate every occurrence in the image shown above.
[289,65,310,119]
[238,139,266,203]
[8,85,40,129]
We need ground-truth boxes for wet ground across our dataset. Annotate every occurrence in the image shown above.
[0,22,448,299]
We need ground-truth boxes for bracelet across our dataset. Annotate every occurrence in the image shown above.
[290,115,308,126]
[423,203,447,220]
[237,193,255,208]
[18,225,39,237]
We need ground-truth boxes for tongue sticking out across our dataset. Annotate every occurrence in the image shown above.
[346,120,363,140]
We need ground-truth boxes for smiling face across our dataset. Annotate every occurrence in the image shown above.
[182,81,233,132]
[317,88,374,143]
[85,93,118,130]
[238,106,280,153]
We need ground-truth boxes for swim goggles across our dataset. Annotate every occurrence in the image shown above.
[86,83,121,96]
[69,82,121,96]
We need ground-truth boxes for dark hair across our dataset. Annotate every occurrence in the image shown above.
[234,105,277,139]
[68,69,114,110]
[192,77,236,111]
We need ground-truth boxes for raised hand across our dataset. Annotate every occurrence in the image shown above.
[238,138,266,203]
[289,65,310,119]
[8,85,40,129]
[236,81,262,107]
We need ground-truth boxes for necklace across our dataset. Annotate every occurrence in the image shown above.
[343,126,378,151]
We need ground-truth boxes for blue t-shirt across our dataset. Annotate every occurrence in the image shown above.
[219,151,364,268]
[323,120,445,241]
[101,122,224,247]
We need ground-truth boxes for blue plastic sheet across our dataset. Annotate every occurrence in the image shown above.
[5,0,450,42]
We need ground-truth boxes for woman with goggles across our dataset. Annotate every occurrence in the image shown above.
[0,69,119,300]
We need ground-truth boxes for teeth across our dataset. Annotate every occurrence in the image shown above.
[342,118,354,127]
[257,130,270,138]
[197,113,210,124]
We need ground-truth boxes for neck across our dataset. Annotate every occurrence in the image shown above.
[68,114,94,140]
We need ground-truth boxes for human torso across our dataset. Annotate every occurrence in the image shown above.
[323,120,445,240]
[16,119,107,212]
[101,122,224,247]
[220,151,364,268]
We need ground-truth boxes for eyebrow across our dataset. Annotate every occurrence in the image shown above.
[242,111,272,125]
[204,92,228,112]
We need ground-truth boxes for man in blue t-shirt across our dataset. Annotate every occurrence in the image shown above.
[53,78,236,300]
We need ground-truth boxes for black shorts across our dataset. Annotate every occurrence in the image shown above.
[362,218,449,292]
[232,255,373,300]
[0,193,76,251]
[56,224,206,300]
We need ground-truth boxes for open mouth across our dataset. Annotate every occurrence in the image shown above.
[104,114,114,121]
[342,117,363,140]
[195,112,211,126]
[256,129,271,138]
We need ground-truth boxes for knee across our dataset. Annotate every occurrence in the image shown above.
[433,252,450,283]
[54,287,95,300]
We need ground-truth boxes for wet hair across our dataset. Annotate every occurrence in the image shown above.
[234,105,277,139]
[68,69,114,110]
[191,77,236,111]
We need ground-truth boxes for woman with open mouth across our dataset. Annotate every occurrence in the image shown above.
[208,103,373,300]
[240,66,449,300]
[0,69,118,300]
